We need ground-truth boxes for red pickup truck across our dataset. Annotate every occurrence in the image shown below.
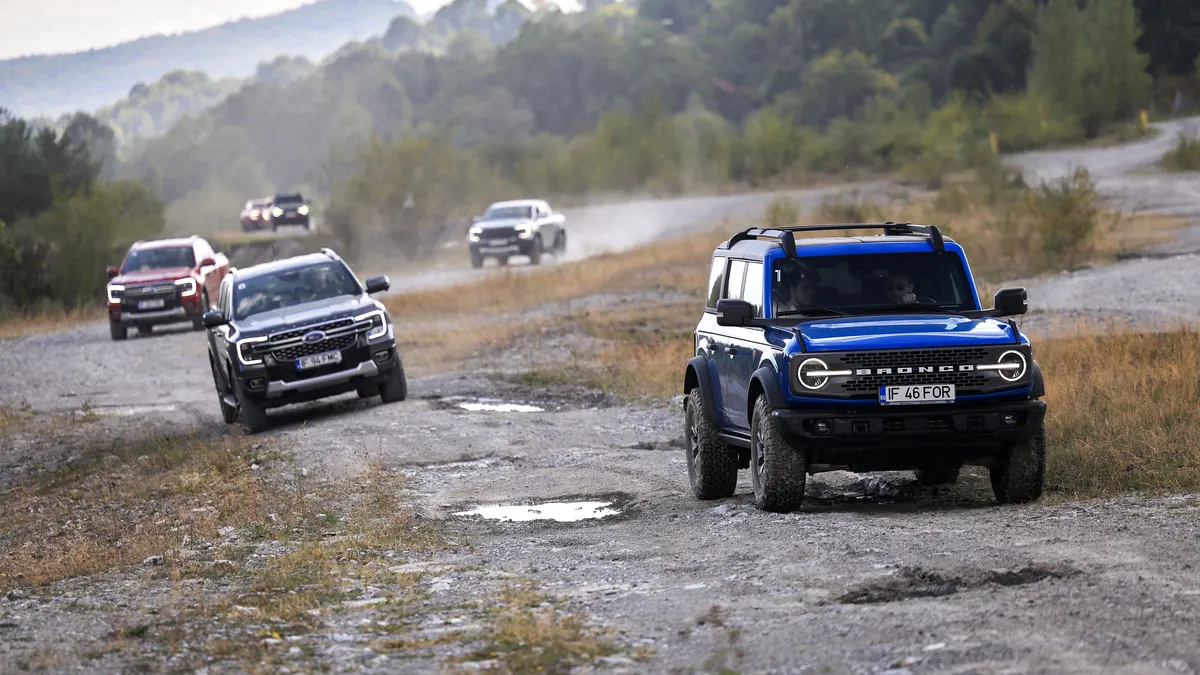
[105,236,231,341]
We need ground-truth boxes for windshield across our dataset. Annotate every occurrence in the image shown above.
[484,205,533,220]
[233,262,361,320]
[121,246,195,273]
[275,194,304,205]
[770,252,975,317]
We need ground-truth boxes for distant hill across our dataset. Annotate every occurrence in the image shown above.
[0,0,417,118]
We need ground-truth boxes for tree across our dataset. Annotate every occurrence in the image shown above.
[1134,0,1200,77]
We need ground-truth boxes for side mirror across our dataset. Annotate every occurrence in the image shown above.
[992,287,1028,317]
[106,265,119,279]
[364,275,390,294]
[202,310,228,328]
[715,298,755,327]
[200,257,216,267]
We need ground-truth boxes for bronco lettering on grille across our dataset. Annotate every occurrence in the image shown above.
[855,365,977,375]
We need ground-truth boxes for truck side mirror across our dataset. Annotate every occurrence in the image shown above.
[992,287,1028,317]
[364,275,390,294]
[715,299,755,327]
[200,257,216,267]
[202,310,228,328]
[106,265,119,279]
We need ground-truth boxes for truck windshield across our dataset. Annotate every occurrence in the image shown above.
[770,251,976,317]
[484,205,533,220]
[233,262,361,320]
[121,246,195,273]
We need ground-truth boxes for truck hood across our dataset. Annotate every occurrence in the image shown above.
[111,267,195,286]
[234,295,379,338]
[796,315,1021,351]
[475,218,531,230]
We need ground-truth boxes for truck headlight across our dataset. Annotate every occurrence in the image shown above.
[272,207,284,217]
[516,223,534,239]
[236,336,268,366]
[795,357,851,391]
[106,284,125,303]
[175,277,198,297]
[469,227,483,243]
[979,349,1028,382]
[298,204,310,216]
[355,309,388,340]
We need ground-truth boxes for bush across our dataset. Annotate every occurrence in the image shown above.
[765,197,799,228]
[1161,130,1200,171]
[813,191,886,223]
[991,167,1105,273]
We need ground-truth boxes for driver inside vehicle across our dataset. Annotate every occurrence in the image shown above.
[886,270,918,305]
[773,264,817,314]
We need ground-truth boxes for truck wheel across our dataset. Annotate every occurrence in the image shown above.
[210,358,237,424]
[684,389,738,499]
[357,386,379,399]
[555,231,567,255]
[235,381,270,434]
[749,396,807,512]
[991,421,1046,504]
[470,252,483,269]
[379,359,408,403]
[914,467,960,487]
[110,322,127,341]
[528,237,543,265]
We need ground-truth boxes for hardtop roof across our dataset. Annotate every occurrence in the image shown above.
[130,236,200,250]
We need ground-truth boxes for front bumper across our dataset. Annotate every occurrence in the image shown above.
[238,341,400,408]
[110,297,203,326]
[772,398,1046,470]
[268,215,310,228]
[470,237,536,257]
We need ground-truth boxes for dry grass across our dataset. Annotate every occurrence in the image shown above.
[447,580,618,675]
[0,307,103,340]
[0,431,295,592]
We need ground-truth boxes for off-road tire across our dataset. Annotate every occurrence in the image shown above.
[470,252,483,269]
[555,231,567,255]
[379,359,408,403]
[684,389,738,499]
[528,236,543,265]
[750,396,807,512]
[210,358,237,424]
[235,380,270,434]
[109,322,127,341]
[990,420,1046,504]
[914,467,961,487]
[357,386,380,399]
[137,325,153,336]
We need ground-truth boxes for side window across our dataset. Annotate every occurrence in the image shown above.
[725,260,747,301]
[705,257,726,309]
[743,262,764,316]
[219,277,232,315]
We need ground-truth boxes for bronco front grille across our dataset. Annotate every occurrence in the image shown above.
[271,333,358,361]
[794,345,1030,399]
[843,370,990,394]
[840,348,990,369]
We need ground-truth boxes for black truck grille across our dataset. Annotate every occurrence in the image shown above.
[271,333,358,361]
[120,284,180,311]
[481,226,518,240]
[270,318,355,342]
[840,348,991,369]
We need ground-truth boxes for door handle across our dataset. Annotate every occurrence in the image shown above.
[725,346,739,355]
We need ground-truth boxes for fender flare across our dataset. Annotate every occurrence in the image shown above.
[750,365,789,409]
[684,356,720,423]
[1030,360,1045,398]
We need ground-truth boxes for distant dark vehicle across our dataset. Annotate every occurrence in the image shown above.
[240,198,271,232]
[202,248,406,433]
[264,193,312,232]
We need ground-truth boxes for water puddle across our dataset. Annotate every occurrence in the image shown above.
[75,403,178,417]
[453,500,620,522]
[457,402,545,413]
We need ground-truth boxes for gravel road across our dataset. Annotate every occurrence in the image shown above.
[4,124,1200,673]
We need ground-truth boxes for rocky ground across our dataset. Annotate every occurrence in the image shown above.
[2,120,1200,674]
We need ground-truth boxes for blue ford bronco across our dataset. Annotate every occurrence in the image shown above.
[683,223,1046,512]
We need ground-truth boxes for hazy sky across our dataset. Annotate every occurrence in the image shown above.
[0,0,457,60]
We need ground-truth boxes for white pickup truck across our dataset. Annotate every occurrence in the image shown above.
[467,199,567,268]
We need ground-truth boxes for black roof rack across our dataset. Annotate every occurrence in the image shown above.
[722,222,945,257]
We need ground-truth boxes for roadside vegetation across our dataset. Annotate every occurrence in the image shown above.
[1160,129,1200,171]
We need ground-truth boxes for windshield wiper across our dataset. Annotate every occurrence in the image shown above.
[856,304,964,315]
[775,307,850,317]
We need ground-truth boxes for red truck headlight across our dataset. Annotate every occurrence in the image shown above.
[175,278,198,297]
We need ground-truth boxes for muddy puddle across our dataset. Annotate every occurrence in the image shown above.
[430,395,551,413]
[453,499,622,522]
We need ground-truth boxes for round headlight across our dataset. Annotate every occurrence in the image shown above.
[272,207,284,217]
[997,349,1028,382]
[797,357,831,390]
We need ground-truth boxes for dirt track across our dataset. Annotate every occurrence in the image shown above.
[3,123,1200,673]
